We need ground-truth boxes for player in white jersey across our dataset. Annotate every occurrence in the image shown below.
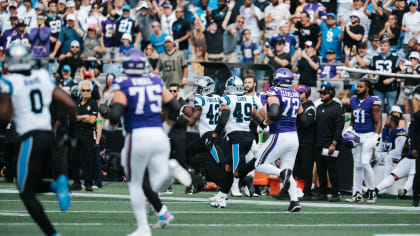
[0,42,77,236]
[209,76,265,208]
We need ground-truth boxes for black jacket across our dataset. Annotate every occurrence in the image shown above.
[315,101,345,148]
[297,100,316,145]
[412,111,420,152]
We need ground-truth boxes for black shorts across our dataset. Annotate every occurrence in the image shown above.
[17,131,54,193]
[220,131,254,172]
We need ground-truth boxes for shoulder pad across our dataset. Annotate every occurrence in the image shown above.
[370,96,382,106]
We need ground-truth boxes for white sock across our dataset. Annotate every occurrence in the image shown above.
[376,175,395,192]
[128,182,150,230]
[256,163,281,176]
[288,176,298,201]
[158,205,168,216]
[233,177,240,184]
[354,166,364,194]
[363,164,376,189]
[404,174,415,192]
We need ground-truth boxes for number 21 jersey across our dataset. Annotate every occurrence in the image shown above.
[0,69,55,136]
[350,95,382,133]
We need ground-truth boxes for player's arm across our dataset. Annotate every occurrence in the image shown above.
[162,88,181,121]
[109,90,127,126]
[182,106,202,126]
[0,94,12,131]
[266,95,280,122]
[388,135,407,161]
[297,104,315,129]
[251,106,266,128]
[212,104,230,137]
[372,105,382,134]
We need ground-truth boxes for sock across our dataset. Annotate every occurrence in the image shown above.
[233,177,239,184]
[363,164,375,189]
[404,174,415,192]
[376,175,395,192]
[158,205,168,216]
[288,176,298,201]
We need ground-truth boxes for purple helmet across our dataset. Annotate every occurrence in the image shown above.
[122,48,149,75]
[342,131,360,148]
[272,68,294,88]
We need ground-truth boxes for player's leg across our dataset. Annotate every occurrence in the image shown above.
[346,143,364,202]
[210,138,233,208]
[383,154,394,178]
[360,134,377,202]
[255,133,283,176]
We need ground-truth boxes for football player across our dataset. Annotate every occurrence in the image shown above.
[345,79,382,203]
[108,48,191,236]
[209,76,265,208]
[254,68,304,212]
[0,42,77,236]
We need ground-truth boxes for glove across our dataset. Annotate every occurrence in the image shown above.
[373,133,381,148]
[204,136,215,150]
[259,120,267,130]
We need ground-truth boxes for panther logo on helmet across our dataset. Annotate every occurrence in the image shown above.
[272,68,294,88]
[224,76,244,95]
[194,76,215,96]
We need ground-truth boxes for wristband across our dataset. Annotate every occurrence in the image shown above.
[96,119,103,124]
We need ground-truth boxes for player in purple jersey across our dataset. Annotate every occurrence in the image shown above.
[106,48,191,236]
[345,79,382,203]
[255,68,304,212]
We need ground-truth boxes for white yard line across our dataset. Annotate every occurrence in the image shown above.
[1,189,419,211]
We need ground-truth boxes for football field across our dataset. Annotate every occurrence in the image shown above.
[1,182,420,236]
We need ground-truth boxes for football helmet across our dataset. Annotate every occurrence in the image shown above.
[122,48,150,75]
[272,68,294,88]
[194,76,215,96]
[342,130,360,148]
[319,81,336,97]
[5,42,32,72]
[224,76,244,95]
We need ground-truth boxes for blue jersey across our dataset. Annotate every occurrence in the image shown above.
[111,74,163,133]
[268,33,297,56]
[241,41,258,64]
[150,32,168,53]
[381,126,406,152]
[319,60,340,79]
[350,95,382,133]
[266,87,301,134]
[319,22,342,59]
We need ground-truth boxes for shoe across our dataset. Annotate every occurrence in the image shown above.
[169,159,192,187]
[312,194,329,201]
[210,195,227,208]
[153,205,174,228]
[92,185,99,189]
[345,192,364,203]
[329,195,340,202]
[279,169,292,192]
[301,195,312,201]
[367,189,377,203]
[192,174,206,193]
[126,227,151,236]
[243,176,255,197]
[285,201,301,212]
[51,175,71,211]
[397,188,407,200]
[162,186,173,195]
[185,186,194,195]
[230,181,242,197]
[70,183,82,191]
[412,198,419,207]
[85,185,93,192]
[260,186,269,196]
[271,190,289,200]
[209,192,220,203]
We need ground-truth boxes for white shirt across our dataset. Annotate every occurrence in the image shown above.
[193,94,221,137]
[240,5,263,41]
[21,9,37,32]
[264,3,291,39]
[402,11,420,44]
[160,11,176,36]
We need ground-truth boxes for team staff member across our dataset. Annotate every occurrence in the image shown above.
[314,84,344,202]
[412,110,420,207]
[70,80,98,192]
[294,85,317,200]
[168,83,187,168]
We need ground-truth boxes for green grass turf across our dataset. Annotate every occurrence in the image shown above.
[1,181,420,236]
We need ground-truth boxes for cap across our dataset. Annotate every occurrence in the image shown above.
[87,24,96,31]
[66,13,76,21]
[390,105,403,114]
[136,1,148,10]
[123,4,131,11]
[208,19,216,25]
[58,0,66,4]
[304,40,313,47]
[9,1,18,8]
[83,71,93,78]
[35,2,44,10]
[358,42,367,48]
[66,1,75,7]
[327,12,337,19]
[350,10,361,19]
[326,49,336,54]
[278,20,288,27]
[62,65,71,72]
[295,84,310,94]
[121,33,132,42]
[164,35,175,43]
[163,2,172,8]
[71,40,80,47]
[409,51,420,61]
[409,0,418,5]
[16,19,26,27]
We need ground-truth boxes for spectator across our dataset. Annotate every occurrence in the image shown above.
[63,1,77,25]
[29,15,51,69]
[101,10,118,64]
[303,0,327,21]
[344,42,370,79]
[367,34,381,60]
[189,6,207,61]
[254,0,271,13]
[390,105,408,129]
[407,37,420,59]
[320,0,337,14]
[0,16,18,50]
[263,0,291,41]
[70,80,98,192]
[86,3,105,33]
[293,11,321,50]
[195,0,212,27]
[223,15,245,62]
[263,38,291,70]
[209,0,231,27]
[172,7,191,60]
[82,25,106,70]
[391,0,407,27]
[347,0,370,41]
[370,39,401,113]
[101,73,115,128]
[50,14,84,59]
[21,0,37,32]
[241,28,258,64]
[318,49,341,79]
[402,0,420,54]
[205,19,224,62]
[114,4,139,48]
[155,36,188,88]
[2,1,18,31]
[292,41,320,100]
[340,10,364,51]
[364,0,388,39]
[57,40,84,78]
[57,0,66,16]
[150,21,168,54]
[156,3,176,36]
[78,0,92,31]
[268,21,298,56]
[34,3,44,16]
[144,43,159,71]
[317,12,342,60]
[378,14,401,50]
[45,1,63,59]
[403,51,420,114]
[239,0,263,43]
[116,33,134,61]
[11,19,31,48]
[59,64,78,98]
[136,0,155,50]
[295,0,308,14]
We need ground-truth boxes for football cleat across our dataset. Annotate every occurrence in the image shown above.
[51,175,71,211]
[367,189,377,203]
[285,201,301,212]
[231,181,243,197]
[345,192,364,203]
[210,195,227,208]
[397,188,407,200]
[329,195,340,202]
[169,159,192,187]
[153,205,174,228]
[279,169,292,192]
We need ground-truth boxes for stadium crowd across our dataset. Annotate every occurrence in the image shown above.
[1,0,420,207]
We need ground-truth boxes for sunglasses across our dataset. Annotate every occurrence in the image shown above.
[237,20,244,24]
[169,90,178,93]
[71,46,79,48]
[176,11,183,13]
[372,39,380,42]
[81,89,91,92]
[145,47,153,50]
[350,15,358,18]
[152,25,160,27]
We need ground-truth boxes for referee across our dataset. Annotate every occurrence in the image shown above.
[412,111,420,207]
[314,84,344,202]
